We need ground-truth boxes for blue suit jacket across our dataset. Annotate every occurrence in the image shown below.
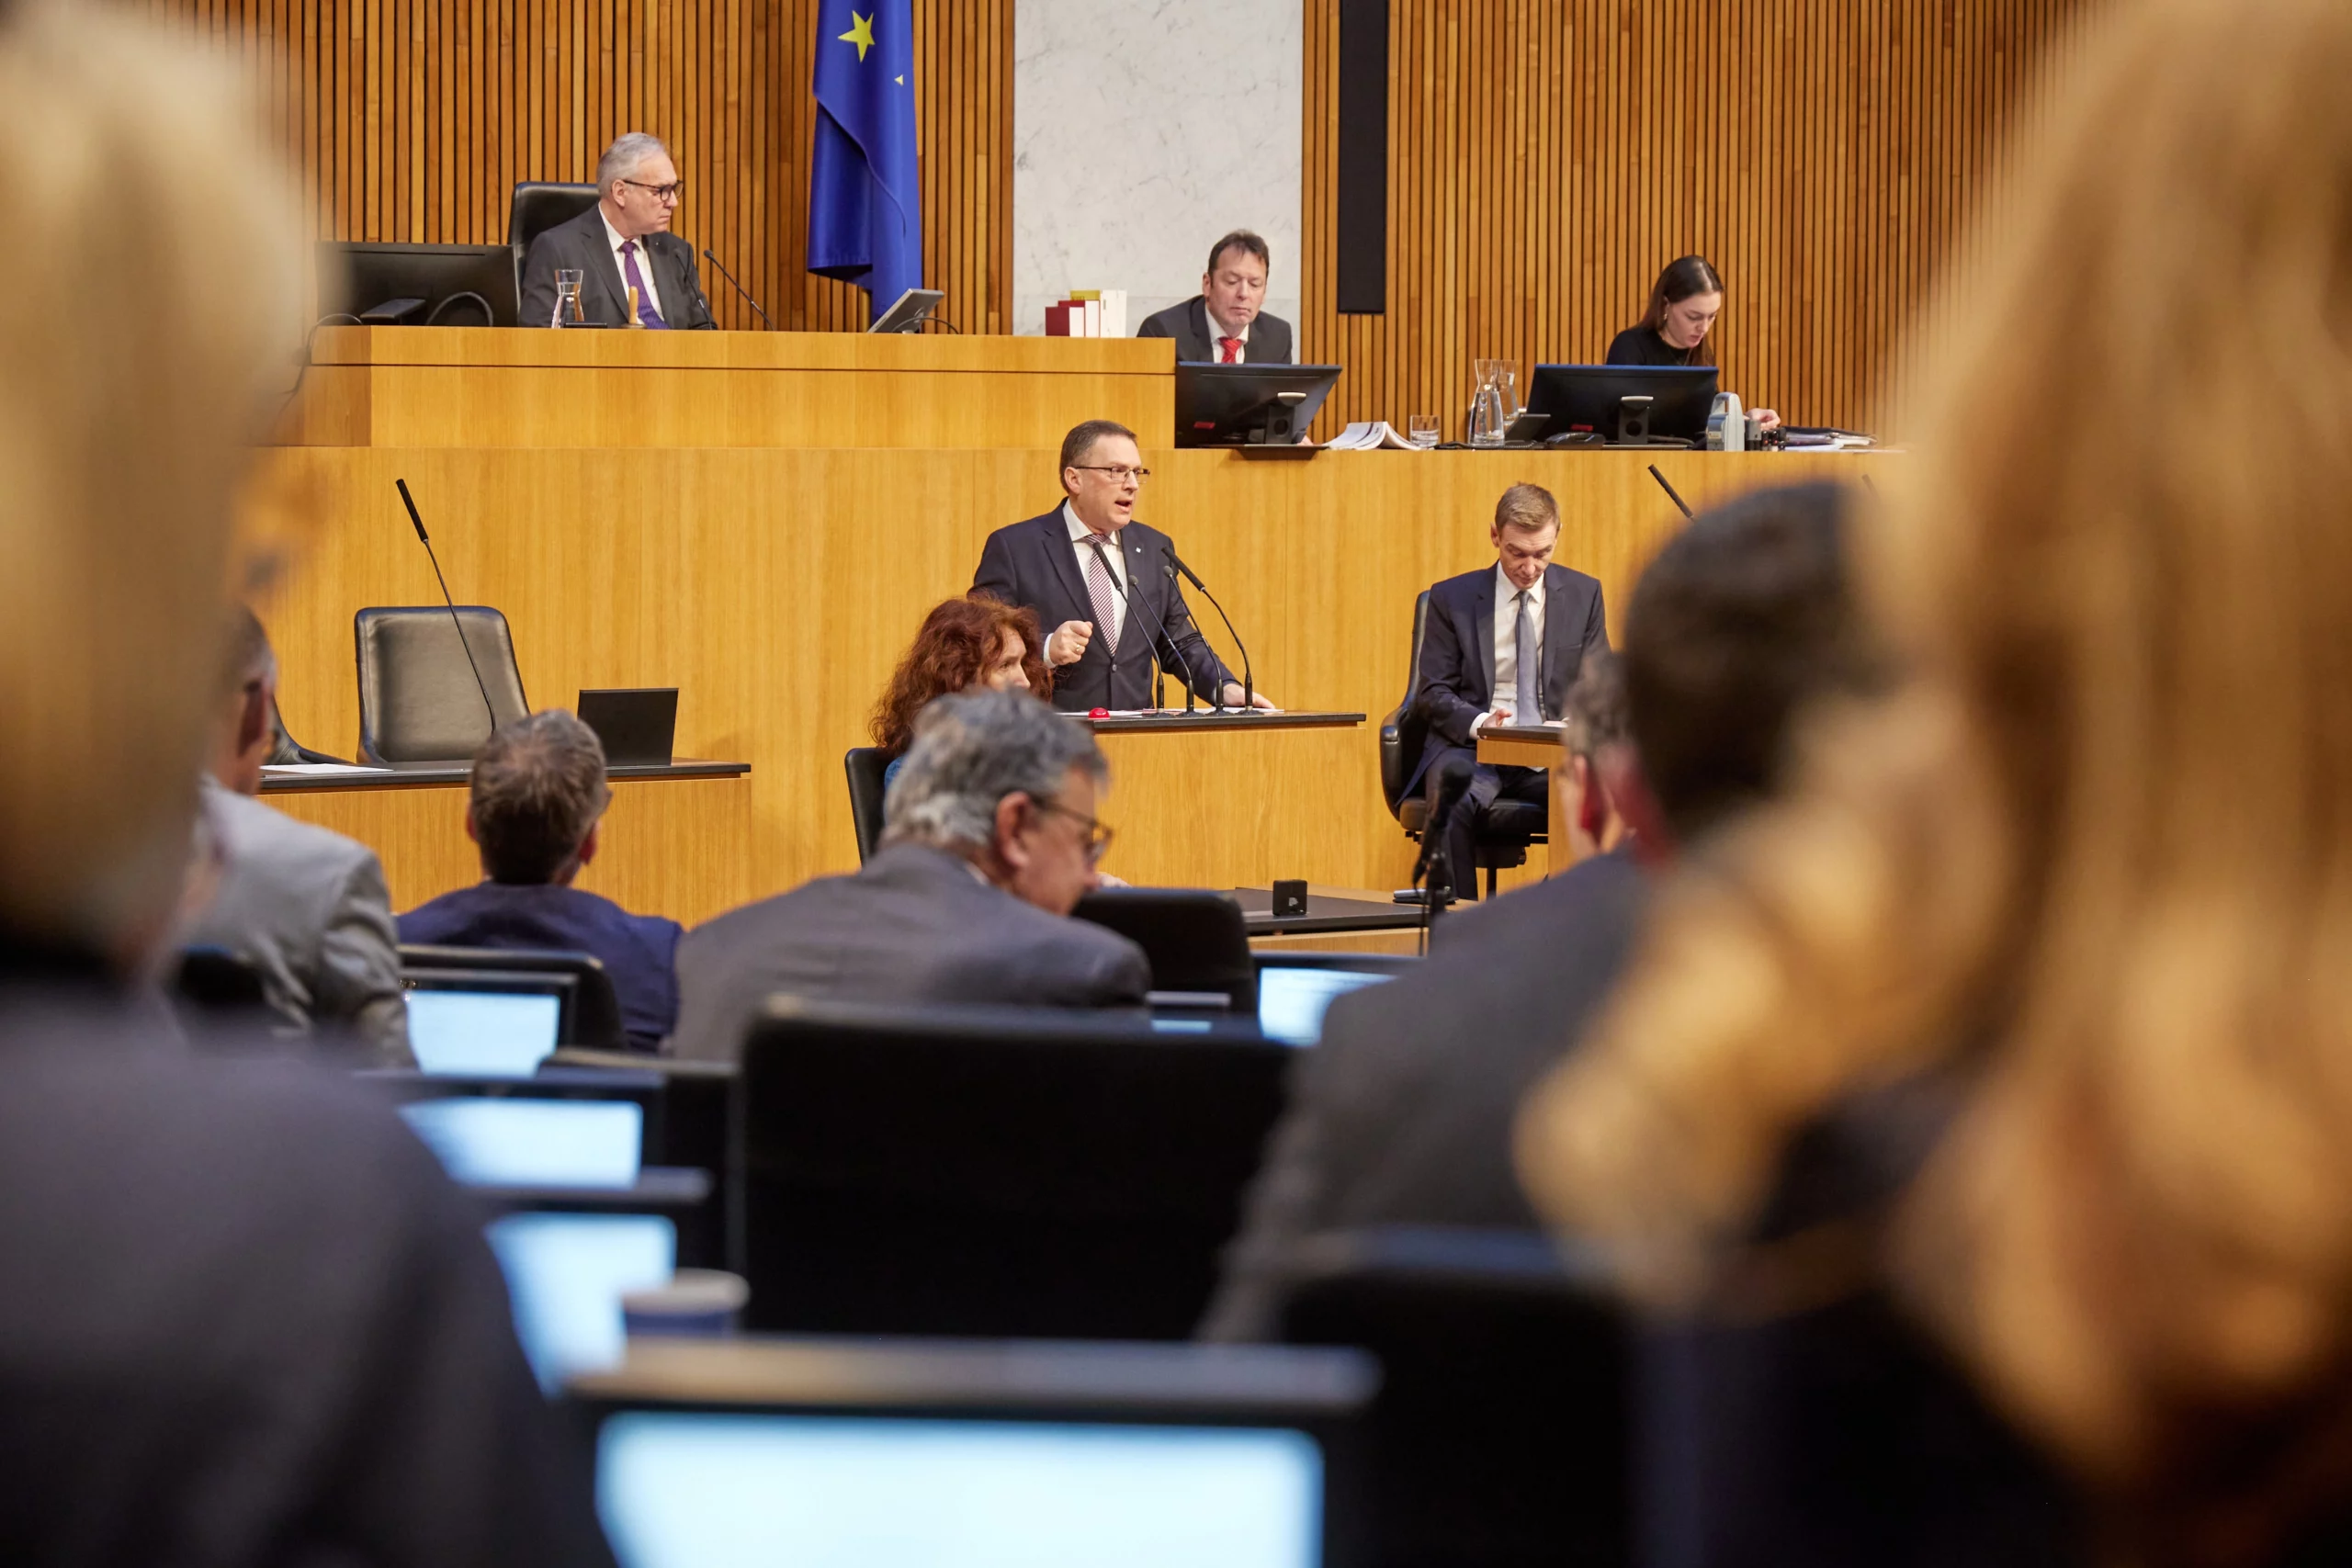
[1405,561,1609,798]
[397,883,684,1051]
[972,507,1238,711]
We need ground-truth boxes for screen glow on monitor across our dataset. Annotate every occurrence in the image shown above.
[598,1412,1322,1568]
[1256,967,1395,1045]
[404,988,562,1077]
[487,1211,675,1393]
[398,1097,643,1190]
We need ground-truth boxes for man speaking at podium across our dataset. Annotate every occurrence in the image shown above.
[973,420,1278,714]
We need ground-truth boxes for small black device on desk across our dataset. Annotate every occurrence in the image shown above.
[578,688,678,767]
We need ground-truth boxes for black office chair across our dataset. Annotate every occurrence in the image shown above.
[507,181,600,313]
[736,996,1292,1339]
[172,945,267,1016]
[397,943,628,1050]
[1070,887,1256,1010]
[354,606,530,765]
[1380,589,1545,898]
[1275,1226,1633,1568]
[844,747,890,863]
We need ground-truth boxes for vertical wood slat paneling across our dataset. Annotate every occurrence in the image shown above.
[1303,0,2093,438]
[148,0,1012,336]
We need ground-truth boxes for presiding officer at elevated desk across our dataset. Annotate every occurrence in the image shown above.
[518,131,715,329]
[1409,483,1609,899]
[1604,254,1780,428]
[973,419,1279,712]
[1136,230,1294,363]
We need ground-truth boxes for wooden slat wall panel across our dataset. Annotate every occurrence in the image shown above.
[147,0,1012,336]
[1302,0,2098,437]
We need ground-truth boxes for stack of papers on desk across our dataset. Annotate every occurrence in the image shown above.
[1780,428,1875,450]
[260,762,395,778]
[1324,421,1419,451]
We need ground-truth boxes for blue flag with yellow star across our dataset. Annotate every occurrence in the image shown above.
[808,1,921,323]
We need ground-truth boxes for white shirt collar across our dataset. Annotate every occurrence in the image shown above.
[1495,562,1546,607]
[599,207,633,254]
[1204,304,1252,344]
[1062,500,1122,548]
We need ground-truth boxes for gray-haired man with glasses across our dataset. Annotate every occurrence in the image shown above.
[971,418,1279,714]
[667,690,1148,1062]
[520,131,716,330]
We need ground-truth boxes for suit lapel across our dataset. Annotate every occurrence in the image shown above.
[583,216,631,322]
[1186,297,1214,362]
[1036,510,1091,625]
[1541,565,1571,717]
[1471,575,1498,705]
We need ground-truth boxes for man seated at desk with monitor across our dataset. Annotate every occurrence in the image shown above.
[1136,230,1295,364]
[972,419,1278,715]
[1408,482,1611,900]
[518,131,715,330]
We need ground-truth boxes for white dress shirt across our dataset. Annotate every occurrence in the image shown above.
[600,209,666,322]
[1470,563,1546,735]
[1063,501,1129,597]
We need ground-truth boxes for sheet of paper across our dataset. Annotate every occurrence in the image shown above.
[260,762,396,777]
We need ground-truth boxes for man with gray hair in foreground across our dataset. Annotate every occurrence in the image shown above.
[667,690,1149,1062]
[518,130,715,329]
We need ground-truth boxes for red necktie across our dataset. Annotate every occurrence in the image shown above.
[1218,336,1241,364]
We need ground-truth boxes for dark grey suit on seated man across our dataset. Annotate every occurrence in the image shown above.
[1136,229,1295,363]
[1408,481,1611,900]
[518,131,715,330]
[668,690,1149,1062]
[1204,481,1871,1340]
[972,418,1279,714]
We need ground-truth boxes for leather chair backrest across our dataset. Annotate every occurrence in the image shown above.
[354,606,531,765]
[508,182,600,254]
[1379,590,1434,814]
[1070,887,1255,1010]
[843,748,890,864]
[739,998,1292,1338]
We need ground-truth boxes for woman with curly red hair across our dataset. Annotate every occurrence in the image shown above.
[873,595,1051,791]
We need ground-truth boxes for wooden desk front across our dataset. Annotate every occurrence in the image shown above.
[250,440,1894,916]
[1478,726,1570,876]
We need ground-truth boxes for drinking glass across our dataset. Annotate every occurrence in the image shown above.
[1408,414,1440,448]
[553,268,585,326]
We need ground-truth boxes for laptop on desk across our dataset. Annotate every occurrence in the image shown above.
[578,688,678,767]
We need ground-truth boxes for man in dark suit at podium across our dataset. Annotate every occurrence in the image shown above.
[1136,231,1295,364]
[1408,482,1610,898]
[518,132,715,330]
[972,419,1278,713]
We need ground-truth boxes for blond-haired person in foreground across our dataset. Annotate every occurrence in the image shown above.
[1515,2,2352,1565]
[0,4,612,1562]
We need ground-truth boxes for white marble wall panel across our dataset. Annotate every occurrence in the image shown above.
[1014,0,1302,346]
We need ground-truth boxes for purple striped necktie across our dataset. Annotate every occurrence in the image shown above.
[618,240,669,329]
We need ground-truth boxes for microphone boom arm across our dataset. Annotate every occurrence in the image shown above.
[1165,547,1252,710]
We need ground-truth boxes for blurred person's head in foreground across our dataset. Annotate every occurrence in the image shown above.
[0,0,299,975]
[872,594,1049,757]
[1554,650,1629,861]
[467,710,612,886]
[210,607,279,797]
[1519,0,2352,1558]
[881,689,1112,916]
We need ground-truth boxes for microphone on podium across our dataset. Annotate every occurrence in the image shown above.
[1085,534,1200,713]
[1163,546,1254,711]
[702,250,776,331]
[393,478,499,737]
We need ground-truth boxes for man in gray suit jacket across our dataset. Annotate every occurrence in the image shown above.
[518,132,716,330]
[668,689,1149,1062]
[1136,230,1295,363]
[182,611,411,1064]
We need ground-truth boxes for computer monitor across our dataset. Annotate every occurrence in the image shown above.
[398,1096,644,1189]
[1522,363,1719,446]
[486,1211,675,1392]
[1174,364,1342,447]
[867,287,946,333]
[402,974,571,1076]
[1255,966,1398,1046]
[577,687,678,768]
[319,241,523,327]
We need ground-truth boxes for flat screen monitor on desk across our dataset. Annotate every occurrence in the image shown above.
[402,974,570,1077]
[1256,965,1399,1046]
[487,1211,675,1392]
[398,1096,645,1190]
[318,241,522,327]
[1523,364,1719,446]
[1175,364,1341,447]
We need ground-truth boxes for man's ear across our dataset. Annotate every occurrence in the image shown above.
[463,807,481,847]
[236,684,271,760]
[1597,744,1676,863]
[1573,754,1611,842]
[576,818,601,868]
[993,792,1033,871]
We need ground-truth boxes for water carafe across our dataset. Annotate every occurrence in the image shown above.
[1469,358,1518,447]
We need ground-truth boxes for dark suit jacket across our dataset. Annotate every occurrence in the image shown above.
[971,507,1238,712]
[667,841,1151,1062]
[1201,847,1646,1340]
[0,970,615,1567]
[1137,297,1295,364]
[1406,561,1610,798]
[518,204,715,330]
[398,881,684,1051]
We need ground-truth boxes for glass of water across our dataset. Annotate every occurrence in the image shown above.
[553,268,585,326]
[1408,414,1440,448]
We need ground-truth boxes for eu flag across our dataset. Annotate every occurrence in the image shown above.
[808,1,922,323]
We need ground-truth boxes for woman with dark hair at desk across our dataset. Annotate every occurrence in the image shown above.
[1606,255,1780,427]
[873,594,1051,791]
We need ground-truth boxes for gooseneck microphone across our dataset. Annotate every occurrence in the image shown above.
[394,478,498,737]
[1087,535,1205,712]
[702,250,776,331]
[1164,546,1254,711]
[1646,463,1694,519]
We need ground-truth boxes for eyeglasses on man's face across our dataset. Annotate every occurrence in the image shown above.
[620,177,684,203]
[1068,465,1150,486]
[1035,799,1115,864]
